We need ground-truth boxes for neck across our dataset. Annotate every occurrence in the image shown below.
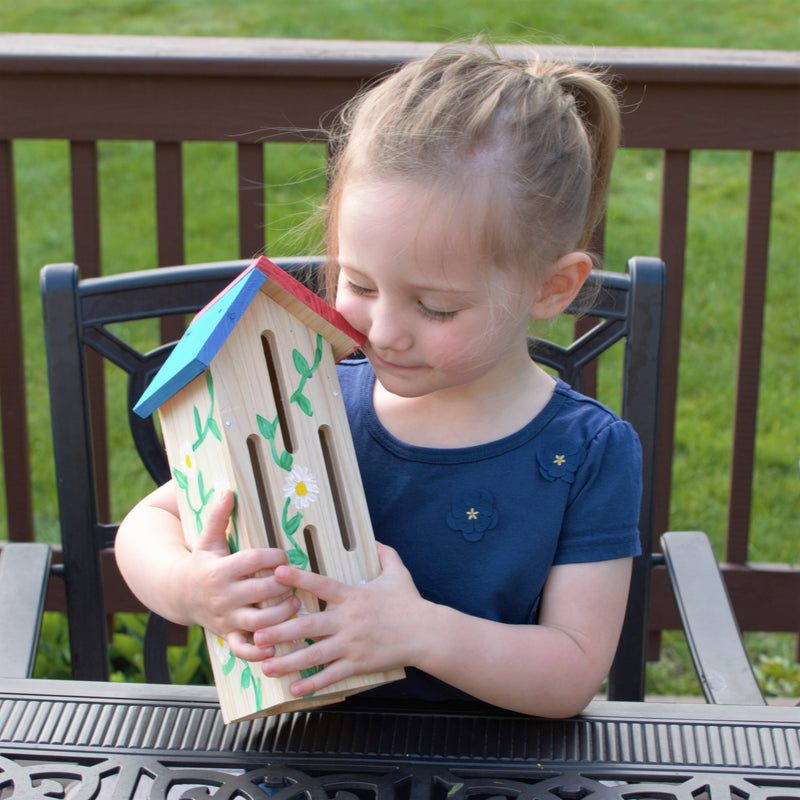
[372,361,555,448]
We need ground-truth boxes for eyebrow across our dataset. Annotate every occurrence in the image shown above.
[337,261,479,299]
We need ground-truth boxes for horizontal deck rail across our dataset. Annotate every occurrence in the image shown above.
[1,34,799,648]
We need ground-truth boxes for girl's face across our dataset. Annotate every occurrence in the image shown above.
[334,179,539,401]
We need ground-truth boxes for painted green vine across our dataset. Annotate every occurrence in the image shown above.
[173,458,214,536]
[255,414,293,472]
[192,371,222,451]
[290,334,324,417]
[173,332,329,708]
[170,369,263,710]
[255,333,328,684]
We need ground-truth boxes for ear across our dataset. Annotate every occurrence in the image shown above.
[530,252,593,320]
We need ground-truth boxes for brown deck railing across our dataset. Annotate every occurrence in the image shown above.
[1,34,799,644]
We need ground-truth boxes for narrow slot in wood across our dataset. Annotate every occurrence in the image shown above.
[261,331,295,454]
[303,525,325,610]
[318,424,354,553]
[247,434,279,548]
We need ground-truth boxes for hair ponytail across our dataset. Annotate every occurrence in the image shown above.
[527,61,621,247]
[325,42,622,281]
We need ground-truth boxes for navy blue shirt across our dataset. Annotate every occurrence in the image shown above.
[337,358,642,700]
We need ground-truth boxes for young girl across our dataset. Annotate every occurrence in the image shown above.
[116,42,642,718]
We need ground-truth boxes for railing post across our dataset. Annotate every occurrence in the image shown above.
[726,151,775,565]
[0,139,33,541]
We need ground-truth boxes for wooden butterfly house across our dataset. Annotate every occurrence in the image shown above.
[134,256,403,722]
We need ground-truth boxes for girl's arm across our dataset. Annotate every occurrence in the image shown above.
[115,481,301,660]
[253,544,632,718]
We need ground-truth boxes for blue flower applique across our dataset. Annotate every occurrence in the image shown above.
[446,488,499,542]
[537,436,586,483]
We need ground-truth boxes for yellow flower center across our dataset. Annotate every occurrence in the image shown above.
[554,454,566,466]
[216,636,224,647]
[185,454,192,469]
[295,481,308,496]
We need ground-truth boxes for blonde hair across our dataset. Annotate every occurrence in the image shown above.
[324,42,620,293]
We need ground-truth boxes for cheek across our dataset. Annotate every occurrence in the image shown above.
[334,294,366,334]
[432,318,514,370]
[425,326,484,368]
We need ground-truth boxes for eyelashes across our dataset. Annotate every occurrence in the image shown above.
[417,303,458,322]
[343,279,372,296]
[343,279,460,322]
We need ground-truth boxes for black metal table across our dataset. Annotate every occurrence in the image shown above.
[1,677,799,799]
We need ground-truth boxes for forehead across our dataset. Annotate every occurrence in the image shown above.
[337,178,489,267]
[335,178,536,309]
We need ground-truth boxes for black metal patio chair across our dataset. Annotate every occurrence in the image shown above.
[0,254,764,706]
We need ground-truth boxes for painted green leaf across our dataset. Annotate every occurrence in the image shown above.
[173,468,188,490]
[222,651,236,676]
[287,548,309,569]
[292,348,312,378]
[257,413,277,440]
[197,472,214,504]
[207,417,222,441]
[311,334,324,369]
[284,512,301,537]
[292,391,314,417]
[278,450,293,471]
[193,405,203,438]
[241,667,252,690]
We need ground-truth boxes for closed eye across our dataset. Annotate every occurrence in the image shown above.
[417,302,459,322]
[344,279,375,296]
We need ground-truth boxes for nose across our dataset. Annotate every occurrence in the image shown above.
[366,299,413,353]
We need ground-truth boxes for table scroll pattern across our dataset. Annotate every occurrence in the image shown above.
[2,688,800,800]
[2,753,800,800]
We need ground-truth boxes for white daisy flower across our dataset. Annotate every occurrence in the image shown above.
[211,634,231,663]
[282,465,320,510]
[211,634,236,676]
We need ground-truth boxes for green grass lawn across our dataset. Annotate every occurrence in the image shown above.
[3,1,799,695]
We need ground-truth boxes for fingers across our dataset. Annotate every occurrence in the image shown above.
[253,598,334,649]
[272,564,346,603]
[218,593,304,661]
[227,630,274,662]
[260,633,350,697]
[239,594,302,632]
[195,490,236,554]
[376,541,402,568]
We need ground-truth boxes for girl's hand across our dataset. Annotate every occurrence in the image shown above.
[172,491,303,661]
[253,543,424,696]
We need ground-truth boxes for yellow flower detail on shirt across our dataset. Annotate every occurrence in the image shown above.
[538,437,587,483]
[446,489,498,542]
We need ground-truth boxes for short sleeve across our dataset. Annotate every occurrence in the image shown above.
[553,419,643,564]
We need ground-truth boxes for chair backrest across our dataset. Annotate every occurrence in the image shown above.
[41,255,664,696]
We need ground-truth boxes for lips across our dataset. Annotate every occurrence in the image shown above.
[366,346,421,372]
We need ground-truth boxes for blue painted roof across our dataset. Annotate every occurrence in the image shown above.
[133,265,267,418]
